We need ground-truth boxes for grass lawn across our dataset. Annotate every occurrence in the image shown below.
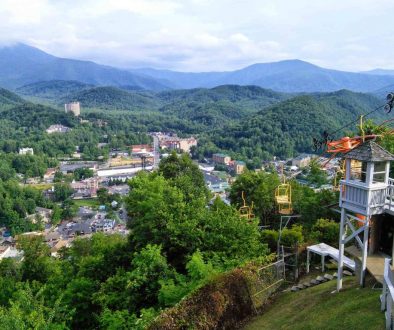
[244,277,384,330]
[73,198,100,208]
[23,183,53,191]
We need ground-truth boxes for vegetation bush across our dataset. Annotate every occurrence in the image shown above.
[311,218,339,246]
[261,230,278,251]
[149,262,274,330]
[281,225,304,247]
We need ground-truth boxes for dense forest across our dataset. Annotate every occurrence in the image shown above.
[0,153,340,329]
[11,82,389,163]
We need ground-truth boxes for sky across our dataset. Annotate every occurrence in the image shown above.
[0,0,393,72]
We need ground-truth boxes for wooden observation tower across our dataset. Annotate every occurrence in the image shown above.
[337,140,394,291]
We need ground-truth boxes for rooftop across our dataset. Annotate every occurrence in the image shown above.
[344,140,394,162]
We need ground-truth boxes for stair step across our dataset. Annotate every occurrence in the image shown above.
[343,270,353,276]
[333,272,338,278]
[316,276,327,282]
[302,282,312,288]
[324,274,334,280]
[291,286,299,292]
[310,279,320,285]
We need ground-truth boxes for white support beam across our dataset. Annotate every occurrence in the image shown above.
[306,249,310,273]
[337,208,346,291]
[360,218,370,287]
[343,224,365,247]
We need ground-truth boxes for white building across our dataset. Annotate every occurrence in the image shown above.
[65,102,80,116]
[46,124,71,134]
[19,148,34,155]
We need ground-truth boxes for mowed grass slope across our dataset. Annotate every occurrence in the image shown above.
[244,278,384,330]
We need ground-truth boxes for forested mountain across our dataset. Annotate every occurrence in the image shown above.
[16,80,94,101]
[1,84,387,162]
[17,83,290,124]
[0,88,25,108]
[204,91,384,161]
[3,43,394,93]
[63,86,159,111]
[156,85,289,125]
[0,43,171,90]
[363,69,394,76]
[133,60,394,93]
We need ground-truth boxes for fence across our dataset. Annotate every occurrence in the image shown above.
[381,258,394,329]
[248,259,286,312]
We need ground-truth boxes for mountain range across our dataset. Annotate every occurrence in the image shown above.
[2,43,394,94]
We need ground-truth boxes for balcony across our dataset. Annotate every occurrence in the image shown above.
[339,178,394,216]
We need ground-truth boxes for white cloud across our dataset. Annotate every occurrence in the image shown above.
[0,0,393,71]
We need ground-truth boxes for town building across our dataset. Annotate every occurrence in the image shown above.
[213,153,231,165]
[132,144,154,153]
[92,219,116,232]
[71,178,99,198]
[292,154,311,168]
[204,172,230,193]
[46,124,71,134]
[153,133,197,153]
[231,160,246,175]
[0,246,23,261]
[65,102,80,116]
[19,147,34,155]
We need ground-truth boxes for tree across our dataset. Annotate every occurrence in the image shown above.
[229,170,280,224]
[54,183,73,202]
[306,159,327,187]
[18,235,53,283]
[158,152,210,202]
[51,204,62,225]
[73,168,94,181]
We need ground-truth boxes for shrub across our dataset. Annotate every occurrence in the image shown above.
[281,225,304,247]
[311,218,339,245]
[261,230,278,251]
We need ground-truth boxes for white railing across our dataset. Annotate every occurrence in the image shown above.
[339,179,394,214]
[386,179,394,213]
[381,258,394,329]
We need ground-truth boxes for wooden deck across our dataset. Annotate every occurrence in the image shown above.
[345,246,389,284]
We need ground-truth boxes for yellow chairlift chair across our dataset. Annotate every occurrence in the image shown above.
[239,191,255,220]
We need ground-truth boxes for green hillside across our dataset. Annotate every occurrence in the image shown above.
[63,86,159,110]
[206,91,384,160]
[3,83,389,161]
[244,278,383,330]
[16,80,94,100]
[0,88,25,108]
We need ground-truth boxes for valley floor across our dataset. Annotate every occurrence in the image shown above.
[243,277,384,330]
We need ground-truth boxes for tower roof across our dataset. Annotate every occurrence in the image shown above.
[344,140,394,162]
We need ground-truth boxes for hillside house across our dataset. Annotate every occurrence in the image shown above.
[19,147,34,155]
[46,124,71,134]
[231,160,246,175]
[213,153,231,165]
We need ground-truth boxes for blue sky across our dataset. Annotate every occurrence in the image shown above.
[0,0,393,72]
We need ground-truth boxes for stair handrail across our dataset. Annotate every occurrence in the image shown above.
[381,258,394,329]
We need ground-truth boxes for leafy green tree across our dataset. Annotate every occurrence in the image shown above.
[18,235,53,283]
[54,183,73,202]
[0,285,67,330]
[229,170,280,224]
[158,152,209,202]
[73,168,94,181]
[51,204,62,225]
[307,159,328,187]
